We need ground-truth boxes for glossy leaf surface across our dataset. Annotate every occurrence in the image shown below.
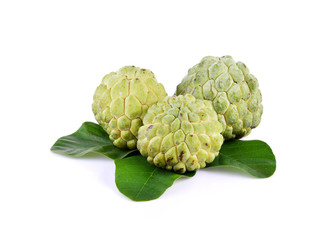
[206,140,276,178]
[115,155,195,201]
[51,122,137,159]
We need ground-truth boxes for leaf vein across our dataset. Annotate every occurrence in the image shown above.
[134,167,158,199]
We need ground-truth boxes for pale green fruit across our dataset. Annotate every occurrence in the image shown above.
[176,56,263,140]
[92,66,167,149]
[137,94,224,174]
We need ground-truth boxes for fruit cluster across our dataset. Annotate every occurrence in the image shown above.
[92,56,263,173]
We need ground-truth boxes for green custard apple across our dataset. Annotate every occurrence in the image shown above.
[137,94,224,173]
[176,56,263,140]
[92,66,167,149]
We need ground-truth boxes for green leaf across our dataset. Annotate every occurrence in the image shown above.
[206,140,276,178]
[51,122,276,201]
[51,122,137,159]
[115,155,195,201]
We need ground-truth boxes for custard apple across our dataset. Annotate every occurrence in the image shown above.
[176,56,263,140]
[92,66,167,149]
[137,94,224,173]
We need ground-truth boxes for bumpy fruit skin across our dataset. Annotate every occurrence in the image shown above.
[92,66,167,149]
[137,94,224,174]
[176,56,263,140]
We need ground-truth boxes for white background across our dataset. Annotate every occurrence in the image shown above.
[1,0,330,239]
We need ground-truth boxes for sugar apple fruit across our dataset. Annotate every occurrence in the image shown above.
[92,66,167,149]
[176,56,263,140]
[137,94,224,173]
